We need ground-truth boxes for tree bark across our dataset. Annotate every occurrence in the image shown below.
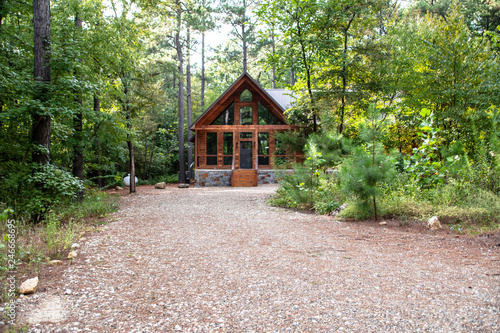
[94,95,103,188]
[186,28,193,180]
[272,29,276,89]
[339,13,356,134]
[176,0,186,184]
[200,30,205,109]
[32,0,51,165]
[73,13,84,201]
[123,73,136,193]
[242,16,247,72]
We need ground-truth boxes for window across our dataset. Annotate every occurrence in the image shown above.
[223,133,233,166]
[206,132,217,165]
[274,136,290,167]
[240,89,252,102]
[240,132,252,139]
[240,106,253,125]
[258,132,269,166]
[258,102,280,125]
[211,103,234,125]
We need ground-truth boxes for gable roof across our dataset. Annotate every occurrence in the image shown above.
[190,72,289,130]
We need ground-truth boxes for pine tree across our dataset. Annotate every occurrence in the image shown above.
[340,104,394,220]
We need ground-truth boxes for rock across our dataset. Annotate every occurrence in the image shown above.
[155,182,166,189]
[178,184,189,189]
[64,289,72,295]
[379,221,387,225]
[115,186,123,191]
[67,251,78,259]
[71,243,80,249]
[19,277,38,295]
[48,260,63,265]
[427,216,442,230]
[79,237,86,241]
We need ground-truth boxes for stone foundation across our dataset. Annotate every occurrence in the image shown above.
[195,170,233,187]
[195,169,295,187]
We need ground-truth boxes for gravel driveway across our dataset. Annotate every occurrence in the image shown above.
[16,185,500,332]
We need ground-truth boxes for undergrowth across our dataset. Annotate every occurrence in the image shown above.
[0,190,119,303]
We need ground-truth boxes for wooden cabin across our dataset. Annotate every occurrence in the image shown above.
[190,73,299,187]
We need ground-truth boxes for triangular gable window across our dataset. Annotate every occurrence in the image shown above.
[211,103,234,125]
[240,89,252,102]
[258,101,280,125]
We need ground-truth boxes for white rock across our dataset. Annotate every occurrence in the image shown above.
[178,184,189,188]
[71,243,80,249]
[379,221,387,225]
[19,276,38,295]
[64,289,72,295]
[68,251,78,259]
[48,260,63,265]
[427,216,442,230]
[155,182,166,189]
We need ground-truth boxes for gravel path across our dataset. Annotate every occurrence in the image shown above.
[15,185,500,332]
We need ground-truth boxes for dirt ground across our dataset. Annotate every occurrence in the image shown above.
[5,185,500,332]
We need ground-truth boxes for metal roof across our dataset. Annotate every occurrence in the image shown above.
[264,89,295,110]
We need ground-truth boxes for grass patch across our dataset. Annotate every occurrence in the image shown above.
[0,190,119,303]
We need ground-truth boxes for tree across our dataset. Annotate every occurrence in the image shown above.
[72,9,84,200]
[340,104,394,220]
[222,0,261,73]
[176,0,186,184]
[32,0,51,165]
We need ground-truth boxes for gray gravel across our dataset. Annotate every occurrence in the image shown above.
[15,185,500,332]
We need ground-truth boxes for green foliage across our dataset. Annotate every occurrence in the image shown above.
[339,104,395,220]
[269,130,347,214]
[24,164,84,220]
[403,109,459,188]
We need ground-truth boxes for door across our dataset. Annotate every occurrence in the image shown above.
[240,141,253,169]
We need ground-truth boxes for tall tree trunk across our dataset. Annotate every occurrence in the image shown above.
[94,95,103,188]
[0,0,5,30]
[242,20,247,72]
[176,1,186,184]
[73,13,84,201]
[339,13,356,134]
[186,28,193,180]
[242,0,247,72]
[200,30,205,109]
[272,29,276,89]
[297,27,315,132]
[123,73,136,193]
[32,0,51,165]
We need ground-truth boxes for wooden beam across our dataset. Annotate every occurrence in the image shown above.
[196,125,294,130]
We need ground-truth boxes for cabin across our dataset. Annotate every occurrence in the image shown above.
[190,73,300,187]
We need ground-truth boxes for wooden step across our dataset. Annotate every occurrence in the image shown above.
[232,170,257,187]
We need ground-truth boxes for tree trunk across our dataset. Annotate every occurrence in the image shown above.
[242,20,247,72]
[272,29,276,89]
[339,13,356,134]
[200,30,205,109]
[0,0,5,30]
[123,73,136,193]
[176,1,186,184]
[32,0,51,165]
[94,95,103,188]
[186,28,193,180]
[242,0,248,72]
[73,13,84,201]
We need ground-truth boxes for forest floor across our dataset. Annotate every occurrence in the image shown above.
[9,185,500,332]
